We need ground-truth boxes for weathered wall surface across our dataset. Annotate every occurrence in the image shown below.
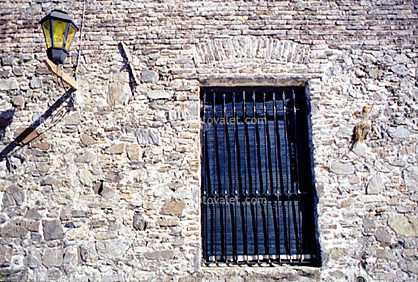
[0,0,417,281]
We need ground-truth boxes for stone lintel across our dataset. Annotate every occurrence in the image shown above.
[199,76,309,87]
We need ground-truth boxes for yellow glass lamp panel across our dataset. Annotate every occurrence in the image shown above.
[41,20,52,48]
[52,19,67,48]
[65,26,76,50]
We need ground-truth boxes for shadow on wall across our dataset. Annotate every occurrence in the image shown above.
[0,109,15,139]
[0,88,75,168]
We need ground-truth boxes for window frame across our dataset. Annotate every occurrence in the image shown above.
[200,86,320,266]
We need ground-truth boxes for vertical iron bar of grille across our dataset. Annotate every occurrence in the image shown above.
[208,91,216,261]
[253,90,259,263]
[217,94,225,262]
[232,92,239,263]
[272,91,282,263]
[274,91,285,195]
[263,91,271,262]
[282,90,291,258]
[223,93,230,263]
[242,91,249,264]
[292,90,302,259]
[222,93,227,262]
[202,91,207,262]
[212,92,219,263]
[292,91,301,254]
[244,92,253,196]
[235,93,246,263]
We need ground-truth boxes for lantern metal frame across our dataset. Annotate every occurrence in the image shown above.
[40,9,79,65]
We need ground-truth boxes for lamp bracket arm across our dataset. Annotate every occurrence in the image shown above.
[44,59,78,90]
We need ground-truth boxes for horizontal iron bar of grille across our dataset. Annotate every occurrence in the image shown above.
[206,254,315,263]
[202,194,310,202]
[201,87,317,266]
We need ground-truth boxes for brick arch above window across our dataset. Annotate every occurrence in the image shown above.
[192,37,312,67]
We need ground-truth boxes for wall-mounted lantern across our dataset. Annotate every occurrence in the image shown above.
[40,9,79,89]
[40,9,79,65]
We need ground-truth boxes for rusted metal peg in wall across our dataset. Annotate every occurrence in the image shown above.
[119,41,140,86]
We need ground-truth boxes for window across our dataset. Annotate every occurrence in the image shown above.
[201,86,319,266]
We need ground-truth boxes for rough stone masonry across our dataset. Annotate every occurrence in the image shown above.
[0,0,417,281]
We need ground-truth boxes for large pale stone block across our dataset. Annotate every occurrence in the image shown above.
[126,143,141,161]
[404,166,418,189]
[160,201,185,215]
[43,247,64,267]
[78,169,93,186]
[1,218,28,238]
[2,185,25,207]
[75,151,96,163]
[143,250,174,260]
[104,143,125,154]
[0,245,13,266]
[0,79,19,90]
[68,225,88,240]
[108,72,131,105]
[388,215,418,237]
[330,162,354,175]
[135,128,160,145]
[96,239,132,259]
[147,90,174,100]
[366,174,385,195]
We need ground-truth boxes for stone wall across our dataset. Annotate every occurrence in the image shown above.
[0,0,417,281]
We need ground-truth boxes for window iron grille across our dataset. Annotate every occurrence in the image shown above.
[201,87,319,266]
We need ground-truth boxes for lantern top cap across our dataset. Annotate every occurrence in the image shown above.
[40,9,79,31]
